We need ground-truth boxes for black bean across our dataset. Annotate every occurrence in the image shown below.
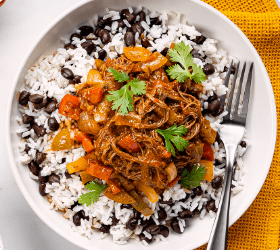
[99,30,111,44]
[61,158,66,164]
[79,25,93,36]
[211,176,223,189]
[179,209,194,219]
[39,183,48,196]
[120,9,136,23]
[98,49,107,61]
[70,201,79,210]
[170,218,183,234]
[65,170,71,179]
[34,98,48,109]
[24,144,31,153]
[35,151,46,165]
[134,209,141,220]
[69,75,82,84]
[160,47,169,56]
[81,40,96,55]
[240,141,247,148]
[38,171,49,183]
[138,11,146,22]
[144,224,160,235]
[96,17,112,29]
[45,101,57,114]
[158,207,167,222]
[208,99,221,115]
[206,199,217,212]
[73,212,82,226]
[99,224,110,233]
[192,35,207,44]
[150,17,162,26]
[139,233,153,244]
[79,210,89,221]
[19,91,30,106]
[61,68,74,80]
[117,19,125,29]
[111,213,119,226]
[70,33,83,42]
[48,173,60,184]
[194,186,203,196]
[158,198,173,205]
[121,204,132,209]
[207,93,218,103]
[140,218,153,227]
[95,28,104,37]
[126,218,138,231]
[212,106,224,117]
[48,117,59,131]
[203,63,215,75]
[141,37,151,48]
[159,225,169,238]
[64,43,76,50]
[29,94,43,104]
[28,161,40,176]
[32,123,46,137]
[131,23,143,35]
[224,65,236,75]
[22,114,34,124]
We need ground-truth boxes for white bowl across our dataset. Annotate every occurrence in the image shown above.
[6,0,277,249]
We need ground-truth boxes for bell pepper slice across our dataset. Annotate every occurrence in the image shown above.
[66,156,88,174]
[118,135,140,153]
[123,47,153,62]
[51,129,73,151]
[95,59,105,70]
[86,160,113,181]
[129,190,153,216]
[167,175,181,188]
[165,162,178,183]
[58,94,81,120]
[133,180,158,203]
[74,130,94,153]
[107,179,121,194]
[199,160,214,182]
[104,187,136,204]
[202,142,214,161]
[80,171,96,185]
[82,88,103,104]
[86,69,104,85]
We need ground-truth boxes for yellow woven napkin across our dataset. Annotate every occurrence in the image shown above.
[196,0,280,249]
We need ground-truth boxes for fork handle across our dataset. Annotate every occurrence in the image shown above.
[206,144,237,250]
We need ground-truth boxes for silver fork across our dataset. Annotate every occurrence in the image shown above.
[206,61,254,250]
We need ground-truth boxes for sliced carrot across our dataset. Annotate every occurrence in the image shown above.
[202,142,214,161]
[58,94,81,120]
[167,175,181,188]
[199,160,214,182]
[118,135,140,153]
[107,179,121,194]
[86,160,113,181]
[123,47,153,62]
[82,88,103,104]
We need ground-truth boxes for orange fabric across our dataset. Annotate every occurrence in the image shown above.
[197,1,280,249]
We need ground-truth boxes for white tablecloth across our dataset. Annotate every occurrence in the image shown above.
[0,1,279,250]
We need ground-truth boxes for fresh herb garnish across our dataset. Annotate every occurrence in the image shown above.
[166,41,206,83]
[78,181,107,207]
[106,68,146,115]
[157,124,189,156]
[180,164,206,189]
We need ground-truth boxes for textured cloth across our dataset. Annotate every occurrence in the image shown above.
[196,0,280,249]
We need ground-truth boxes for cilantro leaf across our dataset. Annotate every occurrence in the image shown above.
[180,164,206,189]
[166,41,206,83]
[78,181,107,207]
[106,68,146,115]
[107,68,130,82]
[157,124,189,156]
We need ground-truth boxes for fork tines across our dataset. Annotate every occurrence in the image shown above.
[221,61,254,125]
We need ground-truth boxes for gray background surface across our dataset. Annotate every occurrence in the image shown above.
[0,0,279,250]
